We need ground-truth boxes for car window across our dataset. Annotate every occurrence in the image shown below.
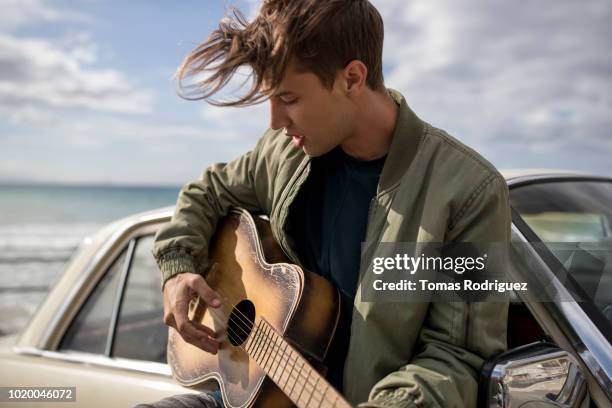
[511,181,612,243]
[59,249,128,354]
[510,180,612,327]
[113,235,167,363]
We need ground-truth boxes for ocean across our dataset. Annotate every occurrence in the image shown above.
[0,184,180,335]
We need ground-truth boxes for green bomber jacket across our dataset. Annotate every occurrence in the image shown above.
[152,89,510,407]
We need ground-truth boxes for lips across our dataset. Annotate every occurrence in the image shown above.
[286,132,305,148]
[291,135,305,148]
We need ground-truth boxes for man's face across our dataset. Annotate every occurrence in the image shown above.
[267,60,354,157]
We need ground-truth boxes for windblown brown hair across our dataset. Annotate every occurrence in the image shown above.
[176,0,385,106]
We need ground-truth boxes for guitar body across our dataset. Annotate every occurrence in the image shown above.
[168,208,342,408]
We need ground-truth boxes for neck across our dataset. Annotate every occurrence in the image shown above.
[339,88,398,161]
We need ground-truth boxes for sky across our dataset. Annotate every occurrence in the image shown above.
[1,0,611,187]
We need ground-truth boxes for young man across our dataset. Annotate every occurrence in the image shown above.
[148,0,510,407]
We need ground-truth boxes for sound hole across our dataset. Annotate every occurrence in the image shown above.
[227,299,256,347]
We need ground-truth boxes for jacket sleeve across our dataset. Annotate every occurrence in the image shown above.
[363,175,511,408]
[152,132,272,289]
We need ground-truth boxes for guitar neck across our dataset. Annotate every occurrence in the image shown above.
[244,318,352,408]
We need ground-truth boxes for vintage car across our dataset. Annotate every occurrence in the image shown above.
[0,170,610,407]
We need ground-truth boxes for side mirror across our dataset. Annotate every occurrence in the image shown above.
[480,342,587,408]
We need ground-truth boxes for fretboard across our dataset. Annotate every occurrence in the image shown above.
[244,318,352,408]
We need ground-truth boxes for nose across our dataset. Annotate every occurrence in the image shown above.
[269,98,290,131]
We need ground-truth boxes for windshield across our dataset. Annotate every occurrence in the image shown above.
[510,180,612,329]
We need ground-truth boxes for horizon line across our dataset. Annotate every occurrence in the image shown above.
[0,179,182,189]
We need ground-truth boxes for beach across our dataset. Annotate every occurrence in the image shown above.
[0,184,180,335]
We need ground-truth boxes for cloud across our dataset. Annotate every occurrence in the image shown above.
[0,0,256,186]
[0,0,154,121]
[0,0,90,30]
[0,34,154,116]
[373,0,612,163]
[0,0,258,186]
[189,63,271,138]
[188,0,612,174]
[2,109,240,150]
[0,112,256,185]
[2,0,611,185]
[201,102,270,140]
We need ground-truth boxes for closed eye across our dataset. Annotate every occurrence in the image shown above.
[281,97,297,105]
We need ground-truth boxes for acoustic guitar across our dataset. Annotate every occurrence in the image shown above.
[167,208,352,408]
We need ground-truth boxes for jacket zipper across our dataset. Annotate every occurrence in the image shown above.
[274,157,311,265]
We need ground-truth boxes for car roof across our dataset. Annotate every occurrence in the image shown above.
[500,168,591,181]
[500,168,612,187]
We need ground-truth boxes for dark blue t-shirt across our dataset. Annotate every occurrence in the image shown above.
[287,145,386,391]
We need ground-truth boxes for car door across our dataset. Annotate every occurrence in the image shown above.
[480,177,612,408]
[3,221,215,408]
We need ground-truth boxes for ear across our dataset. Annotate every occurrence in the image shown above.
[341,60,367,94]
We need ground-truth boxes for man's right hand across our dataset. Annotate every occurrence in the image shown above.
[162,271,222,354]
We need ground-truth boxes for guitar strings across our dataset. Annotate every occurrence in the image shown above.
[210,310,339,408]
[190,287,340,407]
[204,288,337,406]
[188,255,342,406]
[204,302,338,408]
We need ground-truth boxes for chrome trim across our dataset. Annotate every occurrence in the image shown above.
[486,346,586,408]
[510,224,612,403]
[506,174,612,189]
[39,209,173,349]
[106,238,136,357]
[12,345,172,377]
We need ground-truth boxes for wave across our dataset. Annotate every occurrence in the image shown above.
[0,223,102,263]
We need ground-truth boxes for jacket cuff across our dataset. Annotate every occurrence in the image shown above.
[358,389,419,408]
[156,248,197,290]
